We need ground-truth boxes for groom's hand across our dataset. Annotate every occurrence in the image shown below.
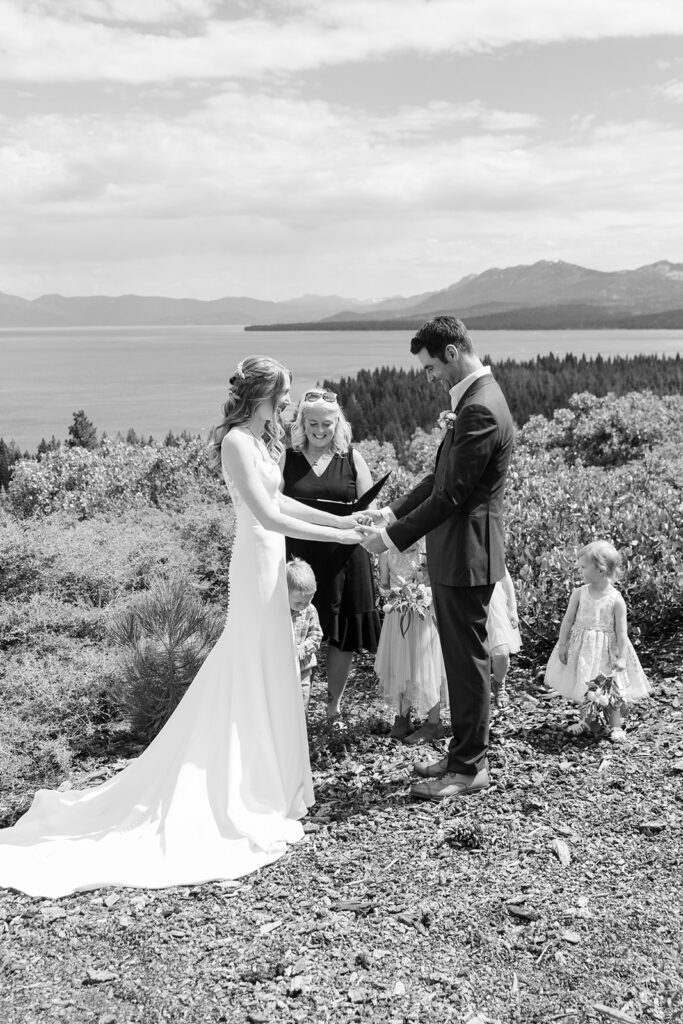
[358,526,388,554]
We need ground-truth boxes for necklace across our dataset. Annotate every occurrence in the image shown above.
[307,444,333,464]
[246,424,264,441]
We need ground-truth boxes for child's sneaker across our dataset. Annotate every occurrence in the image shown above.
[609,727,627,743]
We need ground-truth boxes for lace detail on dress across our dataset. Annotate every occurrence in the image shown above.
[575,586,617,635]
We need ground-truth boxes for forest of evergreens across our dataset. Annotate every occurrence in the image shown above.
[323,353,683,452]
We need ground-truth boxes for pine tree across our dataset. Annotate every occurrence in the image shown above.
[67,410,98,450]
[36,435,60,459]
[0,439,10,491]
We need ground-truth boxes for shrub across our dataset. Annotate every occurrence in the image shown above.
[0,714,72,825]
[0,514,43,598]
[175,504,236,604]
[0,509,205,605]
[402,425,443,475]
[355,438,417,506]
[0,640,114,822]
[108,577,223,741]
[518,391,683,467]
[6,437,224,518]
[504,447,683,660]
[0,595,105,649]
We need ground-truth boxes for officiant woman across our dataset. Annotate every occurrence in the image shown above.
[280,389,380,728]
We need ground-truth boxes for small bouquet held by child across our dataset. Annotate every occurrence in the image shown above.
[381,575,433,638]
[576,671,628,734]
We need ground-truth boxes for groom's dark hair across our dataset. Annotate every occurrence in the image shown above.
[410,316,474,361]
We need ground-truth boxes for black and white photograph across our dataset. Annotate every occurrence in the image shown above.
[1,3,682,1022]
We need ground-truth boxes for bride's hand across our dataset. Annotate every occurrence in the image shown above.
[336,516,360,530]
[337,527,364,544]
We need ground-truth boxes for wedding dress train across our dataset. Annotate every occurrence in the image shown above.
[0,438,314,898]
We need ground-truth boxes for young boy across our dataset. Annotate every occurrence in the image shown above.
[286,558,323,712]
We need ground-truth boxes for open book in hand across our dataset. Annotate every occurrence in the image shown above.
[296,471,392,517]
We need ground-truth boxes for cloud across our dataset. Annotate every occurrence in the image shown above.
[19,0,219,24]
[0,94,543,228]
[659,79,683,101]
[1,84,682,298]
[2,0,683,83]
[1,2,682,298]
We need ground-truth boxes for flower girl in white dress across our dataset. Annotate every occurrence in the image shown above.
[0,356,363,898]
[545,540,650,741]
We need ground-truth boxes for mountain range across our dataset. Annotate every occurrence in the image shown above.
[2,260,683,329]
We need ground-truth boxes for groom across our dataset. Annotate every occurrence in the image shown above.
[360,316,514,800]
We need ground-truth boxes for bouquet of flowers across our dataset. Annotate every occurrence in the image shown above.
[381,576,433,638]
[578,672,625,731]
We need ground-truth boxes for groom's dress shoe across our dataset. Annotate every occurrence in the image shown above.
[410,768,490,802]
[413,755,449,779]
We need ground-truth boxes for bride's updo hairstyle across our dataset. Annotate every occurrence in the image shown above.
[208,355,292,470]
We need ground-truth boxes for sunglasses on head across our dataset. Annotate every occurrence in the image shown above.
[303,389,338,403]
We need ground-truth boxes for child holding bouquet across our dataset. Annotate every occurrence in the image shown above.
[374,540,448,743]
[545,540,650,741]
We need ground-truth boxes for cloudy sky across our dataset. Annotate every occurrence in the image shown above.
[1,0,683,301]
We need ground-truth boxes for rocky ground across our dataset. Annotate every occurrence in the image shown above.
[1,645,682,1024]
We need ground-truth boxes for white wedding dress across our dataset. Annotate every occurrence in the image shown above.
[0,436,314,898]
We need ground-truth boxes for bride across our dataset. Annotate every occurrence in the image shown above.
[0,355,363,898]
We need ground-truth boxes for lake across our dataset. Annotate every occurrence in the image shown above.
[1,325,681,450]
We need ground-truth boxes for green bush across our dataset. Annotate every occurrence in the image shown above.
[108,577,223,742]
[0,509,204,605]
[518,391,683,467]
[6,437,224,518]
[0,640,114,822]
[0,516,43,599]
[402,425,443,475]
[355,438,417,506]
[504,447,683,660]
[176,505,236,603]
[0,595,105,649]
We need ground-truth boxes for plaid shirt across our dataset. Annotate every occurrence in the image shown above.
[291,603,323,675]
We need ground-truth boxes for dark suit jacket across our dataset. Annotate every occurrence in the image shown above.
[387,374,514,587]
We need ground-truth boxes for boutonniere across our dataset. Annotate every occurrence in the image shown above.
[437,410,457,431]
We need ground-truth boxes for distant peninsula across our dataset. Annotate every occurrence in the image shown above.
[246,304,683,332]
[3,259,683,329]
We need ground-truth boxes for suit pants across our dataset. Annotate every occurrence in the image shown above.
[432,582,494,775]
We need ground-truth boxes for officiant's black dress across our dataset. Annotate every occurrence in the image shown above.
[283,448,380,653]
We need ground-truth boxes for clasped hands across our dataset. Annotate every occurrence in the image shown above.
[353,509,389,553]
[335,509,389,552]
